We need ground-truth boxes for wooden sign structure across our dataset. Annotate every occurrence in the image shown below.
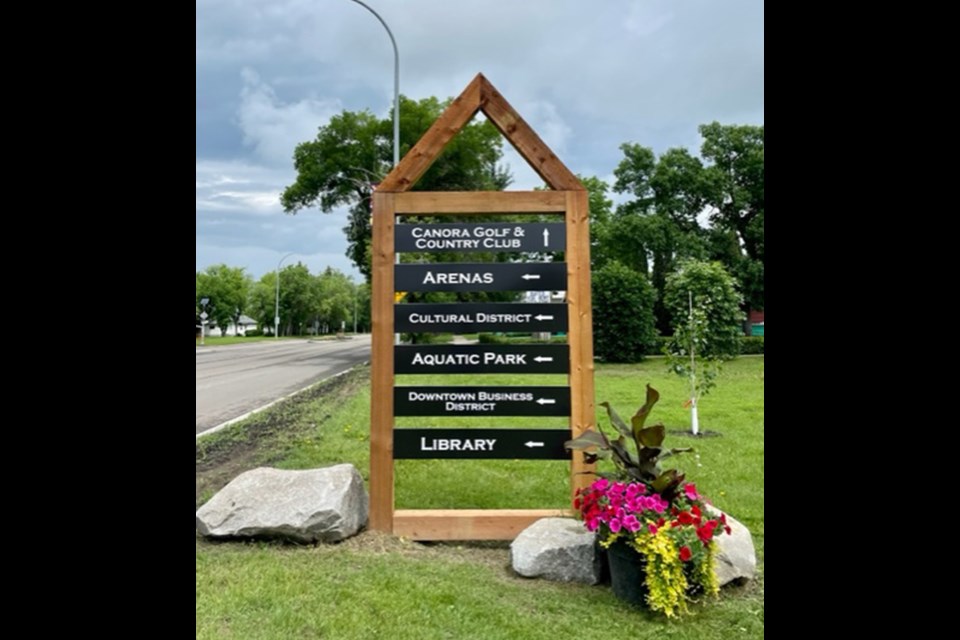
[370,73,595,540]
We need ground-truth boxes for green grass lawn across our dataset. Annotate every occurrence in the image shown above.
[196,356,764,638]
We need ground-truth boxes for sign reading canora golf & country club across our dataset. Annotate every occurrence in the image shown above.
[395,222,566,252]
[369,73,596,541]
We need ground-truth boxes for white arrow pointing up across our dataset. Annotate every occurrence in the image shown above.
[536,398,556,405]
[543,229,550,247]
[525,441,545,448]
[534,314,554,321]
[533,356,553,362]
[521,274,541,280]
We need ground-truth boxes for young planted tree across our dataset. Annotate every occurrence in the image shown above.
[663,260,744,434]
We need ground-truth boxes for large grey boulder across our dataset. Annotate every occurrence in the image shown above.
[511,517,601,584]
[196,465,368,543]
[707,506,757,585]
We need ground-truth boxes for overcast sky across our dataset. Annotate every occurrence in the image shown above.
[196,0,763,281]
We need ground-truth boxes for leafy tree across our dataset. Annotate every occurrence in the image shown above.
[281,95,512,280]
[663,259,744,432]
[699,122,764,311]
[591,261,657,362]
[195,264,252,335]
[315,267,356,333]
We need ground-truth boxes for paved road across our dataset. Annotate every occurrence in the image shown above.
[196,336,371,435]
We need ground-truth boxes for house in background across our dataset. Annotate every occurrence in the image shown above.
[747,310,764,336]
[203,315,259,337]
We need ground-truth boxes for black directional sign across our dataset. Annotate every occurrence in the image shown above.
[396,262,566,292]
[395,303,567,333]
[394,429,571,459]
[396,222,566,253]
[394,386,571,416]
[395,344,569,374]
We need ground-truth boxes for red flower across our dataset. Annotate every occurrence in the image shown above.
[679,546,692,562]
[725,525,732,535]
[678,511,695,526]
[691,505,702,518]
[657,518,666,528]
[697,521,718,545]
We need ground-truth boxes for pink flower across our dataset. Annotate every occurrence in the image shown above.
[592,478,609,491]
[623,515,640,532]
[684,483,699,501]
[587,517,600,531]
[609,518,622,533]
[647,523,658,535]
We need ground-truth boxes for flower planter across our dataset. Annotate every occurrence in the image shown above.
[606,539,647,606]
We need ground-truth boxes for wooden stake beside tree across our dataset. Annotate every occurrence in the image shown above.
[663,259,744,434]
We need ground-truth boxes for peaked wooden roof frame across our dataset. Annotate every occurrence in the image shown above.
[376,73,584,193]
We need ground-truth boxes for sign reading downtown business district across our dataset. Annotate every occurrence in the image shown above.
[394,386,570,416]
[395,344,569,374]
[395,262,566,292]
[394,428,571,459]
[395,222,566,253]
[395,303,567,333]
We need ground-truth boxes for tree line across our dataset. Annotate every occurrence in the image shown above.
[196,264,369,337]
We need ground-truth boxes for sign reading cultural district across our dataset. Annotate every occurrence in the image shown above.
[395,303,567,333]
[394,385,570,416]
[395,344,568,374]
[395,262,566,292]
[395,222,566,253]
[394,428,571,459]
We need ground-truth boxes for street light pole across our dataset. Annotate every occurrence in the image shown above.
[349,0,399,167]
[275,252,295,339]
[349,0,401,345]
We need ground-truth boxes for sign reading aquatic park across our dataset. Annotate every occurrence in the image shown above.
[395,262,566,292]
[395,344,569,374]
[394,429,571,459]
[394,386,570,417]
[395,303,567,333]
[395,222,565,253]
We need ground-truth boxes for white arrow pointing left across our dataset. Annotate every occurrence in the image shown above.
[525,441,545,448]
[521,274,541,281]
[533,356,553,363]
[536,398,556,405]
[534,314,554,321]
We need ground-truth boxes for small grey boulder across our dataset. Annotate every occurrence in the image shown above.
[196,465,368,543]
[707,506,758,585]
[511,517,601,584]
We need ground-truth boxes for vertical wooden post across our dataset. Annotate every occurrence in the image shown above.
[369,191,396,532]
[565,190,596,502]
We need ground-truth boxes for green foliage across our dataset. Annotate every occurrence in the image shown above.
[245,265,364,337]
[281,95,512,279]
[740,336,764,355]
[565,384,691,503]
[699,122,764,311]
[664,260,744,399]
[592,262,657,362]
[195,264,252,334]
